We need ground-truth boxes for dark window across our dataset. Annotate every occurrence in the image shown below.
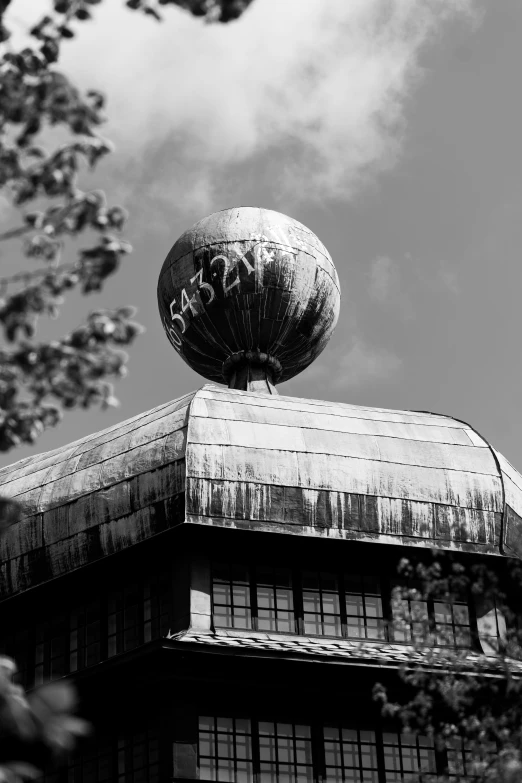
[117,728,159,783]
[37,726,158,783]
[197,718,442,783]
[70,598,102,673]
[0,568,173,690]
[108,584,141,657]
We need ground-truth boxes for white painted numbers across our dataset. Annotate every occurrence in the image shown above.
[164,242,294,351]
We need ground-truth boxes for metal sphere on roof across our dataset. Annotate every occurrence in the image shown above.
[157,207,340,387]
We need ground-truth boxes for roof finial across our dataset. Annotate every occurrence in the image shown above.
[157,207,340,393]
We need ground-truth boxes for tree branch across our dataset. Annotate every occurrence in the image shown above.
[0,225,31,242]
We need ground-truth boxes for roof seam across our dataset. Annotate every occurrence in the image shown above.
[14,455,186,519]
[205,386,467,418]
[188,441,496,476]
[7,427,188,501]
[198,397,475,430]
[0,392,195,481]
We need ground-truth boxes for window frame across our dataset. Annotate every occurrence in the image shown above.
[210,561,481,651]
[195,713,468,783]
[389,579,475,648]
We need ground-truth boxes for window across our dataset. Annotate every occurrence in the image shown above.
[212,563,252,630]
[475,598,507,655]
[211,564,387,641]
[3,628,29,688]
[391,584,471,648]
[433,601,471,647]
[258,721,313,783]
[198,716,253,782]
[257,567,295,633]
[34,612,77,687]
[69,598,102,674]
[324,726,379,783]
[302,572,341,636]
[345,575,386,641]
[446,737,474,780]
[197,718,443,783]
[0,567,173,690]
[116,728,159,783]
[37,727,159,783]
[391,587,429,644]
[382,732,436,782]
[108,584,142,657]
[211,564,474,650]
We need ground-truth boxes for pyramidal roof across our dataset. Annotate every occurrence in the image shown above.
[0,383,521,599]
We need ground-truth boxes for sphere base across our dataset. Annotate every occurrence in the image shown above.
[223,351,280,395]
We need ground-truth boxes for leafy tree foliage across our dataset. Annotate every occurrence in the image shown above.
[374,552,522,783]
[0,0,256,777]
[0,658,89,782]
[0,0,255,455]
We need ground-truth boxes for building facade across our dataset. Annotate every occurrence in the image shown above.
[0,208,521,783]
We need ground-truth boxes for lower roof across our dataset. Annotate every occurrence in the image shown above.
[166,628,522,675]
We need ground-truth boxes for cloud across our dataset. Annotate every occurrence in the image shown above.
[367,252,460,321]
[368,256,396,303]
[7,0,479,210]
[367,254,416,320]
[437,260,460,295]
[304,337,402,391]
[333,339,402,389]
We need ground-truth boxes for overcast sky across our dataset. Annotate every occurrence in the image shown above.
[2,0,522,473]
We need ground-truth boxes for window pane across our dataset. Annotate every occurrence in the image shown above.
[304,616,322,636]
[302,572,342,638]
[214,584,232,603]
[256,569,295,634]
[345,574,385,641]
[233,585,250,608]
[322,593,340,615]
[346,595,364,617]
[302,593,321,613]
[258,587,275,610]
[213,563,252,631]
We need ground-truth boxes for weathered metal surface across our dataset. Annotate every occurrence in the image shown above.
[185,385,517,554]
[168,629,522,672]
[157,208,341,386]
[1,383,522,598]
[0,394,192,598]
[494,450,522,557]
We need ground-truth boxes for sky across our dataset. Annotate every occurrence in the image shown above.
[2,0,522,473]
